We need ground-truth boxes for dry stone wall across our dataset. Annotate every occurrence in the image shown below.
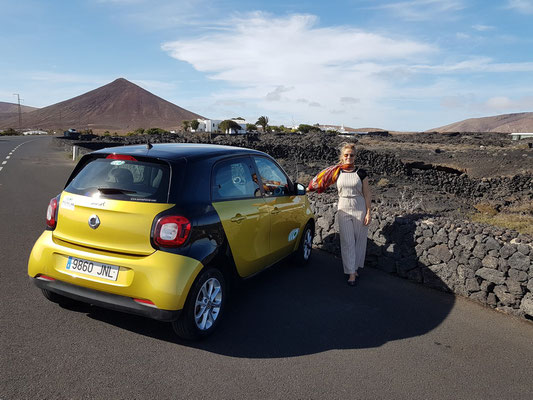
[310,192,533,320]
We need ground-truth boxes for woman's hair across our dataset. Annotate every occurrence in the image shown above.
[338,142,356,163]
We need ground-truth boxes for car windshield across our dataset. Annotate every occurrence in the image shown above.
[65,157,170,203]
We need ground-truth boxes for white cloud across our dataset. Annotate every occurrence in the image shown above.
[265,86,294,101]
[372,0,466,21]
[340,97,360,105]
[472,24,495,31]
[484,96,533,111]
[506,0,533,14]
[405,57,533,74]
[161,13,434,126]
[440,93,533,113]
[456,32,470,39]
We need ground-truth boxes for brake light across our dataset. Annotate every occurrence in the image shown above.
[154,216,191,247]
[46,197,58,229]
[106,154,137,161]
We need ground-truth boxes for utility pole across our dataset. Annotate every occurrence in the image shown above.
[13,93,22,131]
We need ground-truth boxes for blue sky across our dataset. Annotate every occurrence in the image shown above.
[1,0,533,131]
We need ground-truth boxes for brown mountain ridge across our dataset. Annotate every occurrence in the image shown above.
[0,78,203,133]
[0,102,39,125]
[428,112,533,133]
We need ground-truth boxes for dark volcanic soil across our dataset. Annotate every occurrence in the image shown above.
[357,132,533,179]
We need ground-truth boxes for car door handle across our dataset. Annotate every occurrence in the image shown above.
[271,208,280,215]
[230,214,246,223]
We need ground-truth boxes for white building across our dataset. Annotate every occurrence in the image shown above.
[23,130,48,135]
[193,119,249,134]
[509,132,533,140]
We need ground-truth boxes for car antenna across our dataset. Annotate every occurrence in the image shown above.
[146,140,153,150]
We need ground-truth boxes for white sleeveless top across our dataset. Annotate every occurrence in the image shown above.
[337,170,364,199]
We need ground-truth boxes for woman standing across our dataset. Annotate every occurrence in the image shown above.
[308,143,372,286]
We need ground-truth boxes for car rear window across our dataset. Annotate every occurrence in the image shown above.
[65,157,170,203]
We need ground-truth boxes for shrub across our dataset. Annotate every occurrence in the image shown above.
[0,128,20,136]
[145,128,169,135]
[396,186,423,214]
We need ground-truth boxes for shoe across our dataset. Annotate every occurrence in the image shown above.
[347,279,356,286]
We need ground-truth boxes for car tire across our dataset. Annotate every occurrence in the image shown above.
[293,223,313,266]
[172,267,226,340]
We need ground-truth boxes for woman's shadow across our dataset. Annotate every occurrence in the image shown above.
[78,214,454,358]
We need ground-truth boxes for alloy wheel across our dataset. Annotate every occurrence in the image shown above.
[194,277,222,330]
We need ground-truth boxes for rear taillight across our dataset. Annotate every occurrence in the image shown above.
[46,197,58,229]
[154,216,191,247]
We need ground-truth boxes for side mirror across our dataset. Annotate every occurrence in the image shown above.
[295,183,306,195]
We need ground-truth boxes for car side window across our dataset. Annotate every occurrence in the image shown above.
[212,158,261,201]
[253,157,290,197]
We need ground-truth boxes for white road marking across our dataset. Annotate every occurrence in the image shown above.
[0,139,35,174]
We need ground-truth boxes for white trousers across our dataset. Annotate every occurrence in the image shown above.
[338,197,368,274]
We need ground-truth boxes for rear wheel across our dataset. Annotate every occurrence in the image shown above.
[294,223,313,265]
[172,267,226,340]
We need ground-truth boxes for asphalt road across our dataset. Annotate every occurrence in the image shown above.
[1,136,532,400]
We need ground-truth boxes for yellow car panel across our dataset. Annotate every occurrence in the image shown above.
[28,231,203,310]
[55,192,174,255]
[266,195,308,259]
[212,198,272,277]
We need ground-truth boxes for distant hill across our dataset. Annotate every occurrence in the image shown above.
[0,102,39,114]
[0,78,203,133]
[429,112,533,133]
[0,102,39,124]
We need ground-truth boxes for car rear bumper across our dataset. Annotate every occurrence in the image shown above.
[28,231,204,312]
[32,276,181,322]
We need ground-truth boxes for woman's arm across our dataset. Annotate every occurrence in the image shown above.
[362,177,372,226]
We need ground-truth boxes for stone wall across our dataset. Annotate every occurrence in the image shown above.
[309,193,533,320]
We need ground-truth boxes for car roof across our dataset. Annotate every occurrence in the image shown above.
[92,143,265,162]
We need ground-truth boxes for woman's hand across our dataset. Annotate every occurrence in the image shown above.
[364,211,371,226]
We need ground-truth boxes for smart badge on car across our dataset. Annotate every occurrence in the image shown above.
[88,214,100,229]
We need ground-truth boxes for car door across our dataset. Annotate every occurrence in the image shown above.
[210,157,271,278]
[252,156,304,260]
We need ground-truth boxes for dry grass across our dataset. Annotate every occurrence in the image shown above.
[470,212,533,236]
[470,200,533,235]
[473,202,499,216]
[377,178,390,187]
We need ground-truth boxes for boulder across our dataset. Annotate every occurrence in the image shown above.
[476,268,505,285]
[519,293,533,317]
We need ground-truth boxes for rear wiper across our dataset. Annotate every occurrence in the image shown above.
[97,187,137,194]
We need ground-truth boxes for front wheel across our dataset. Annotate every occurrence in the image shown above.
[172,267,226,340]
[293,223,313,266]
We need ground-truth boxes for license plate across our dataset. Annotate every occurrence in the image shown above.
[66,257,119,281]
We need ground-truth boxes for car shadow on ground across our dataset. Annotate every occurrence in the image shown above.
[82,247,455,359]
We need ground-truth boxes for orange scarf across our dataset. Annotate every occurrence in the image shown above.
[307,164,352,193]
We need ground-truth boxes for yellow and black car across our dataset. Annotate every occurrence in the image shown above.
[28,143,315,339]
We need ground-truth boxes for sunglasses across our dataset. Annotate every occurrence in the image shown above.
[343,154,355,158]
